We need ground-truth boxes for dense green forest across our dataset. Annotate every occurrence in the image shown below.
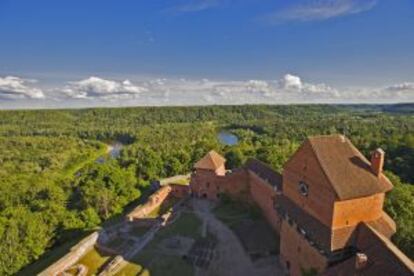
[0,105,413,275]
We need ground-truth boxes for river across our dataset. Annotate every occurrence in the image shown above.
[96,142,124,164]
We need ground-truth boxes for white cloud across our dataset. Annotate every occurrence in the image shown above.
[278,74,339,98]
[266,0,377,23]
[63,76,147,99]
[2,74,414,108]
[281,74,303,90]
[0,76,44,99]
[385,82,414,92]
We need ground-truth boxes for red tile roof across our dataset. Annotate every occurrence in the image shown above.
[194,150,226,171]
[325,223,413,276]
[244,158,283,190]
[308,135,393,200]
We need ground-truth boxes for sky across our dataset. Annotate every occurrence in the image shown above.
[0,0,414,109]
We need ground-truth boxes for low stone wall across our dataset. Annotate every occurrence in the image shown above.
[38,231,99,276]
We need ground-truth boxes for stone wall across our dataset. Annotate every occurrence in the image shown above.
[38,231,99,276]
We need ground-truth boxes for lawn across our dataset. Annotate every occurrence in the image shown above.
[147,196,181,218]
[129,226,151,237]
[76,247,112,276]
[213,198,261,228]
[214,199,279,256]
[170,176,190,185]
[116,212,202,276]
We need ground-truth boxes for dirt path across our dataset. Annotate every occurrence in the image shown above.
[192,199,257,276]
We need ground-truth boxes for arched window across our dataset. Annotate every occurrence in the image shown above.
[298,181,309,196]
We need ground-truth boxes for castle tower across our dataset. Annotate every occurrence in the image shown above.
[276,135,403,275]
[190,150,226,200]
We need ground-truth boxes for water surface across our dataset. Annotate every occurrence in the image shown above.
[218,131,239,146]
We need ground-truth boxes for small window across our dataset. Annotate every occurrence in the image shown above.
[298,181,309,196]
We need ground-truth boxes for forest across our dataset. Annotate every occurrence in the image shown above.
[0,104,413,275]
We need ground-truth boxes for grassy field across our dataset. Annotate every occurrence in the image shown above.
[214,199,279,256]
[77,248,112,276]
[213,198,261,228]
[116,212,202,276]
[147,196,181,218]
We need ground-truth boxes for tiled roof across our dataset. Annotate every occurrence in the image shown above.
[308,135,393,200]
[194,150,226,170]
[326,223,414,275]
[244,158,283,190]
[366,212,396,239]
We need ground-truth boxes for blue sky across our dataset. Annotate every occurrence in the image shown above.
[0,0,414,108]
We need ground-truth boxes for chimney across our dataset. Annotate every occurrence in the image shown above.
[371,148,385,176]
[355,253,368,270]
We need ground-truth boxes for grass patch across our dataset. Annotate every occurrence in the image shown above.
[116,212,201,276]
[214,196,279,256]
[170,176,190,186]
[117,254,192,276]
[156,212,202,240]
[129,226,151,237]
[213,196,261,228]
[147,196,181,218]
[77,247,112,276]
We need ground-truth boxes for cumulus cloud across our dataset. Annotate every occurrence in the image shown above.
[385,82,414,92]
[63,76,147,99]
[281,74,303,90]
[2,73,414,108]
[0,76,44,99]
[278,74,339,98]
[266,0,377,23]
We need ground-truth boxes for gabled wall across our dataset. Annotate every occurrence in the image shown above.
[331,193,385,250]
[282,141,337,227]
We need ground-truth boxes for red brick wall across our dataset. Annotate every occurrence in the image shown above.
[279,220,328,276]
[283,141,337,227]
[329,193,385,250]
[127,185,172,221]
[190,169,249,201]
[169,184,190,198]
[248,171,281,232]
[190,169,222,200]
[333,193,384,228]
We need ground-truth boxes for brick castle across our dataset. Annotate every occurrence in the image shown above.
[190,134,414,275]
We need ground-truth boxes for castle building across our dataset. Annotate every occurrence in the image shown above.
[190,135,414,275]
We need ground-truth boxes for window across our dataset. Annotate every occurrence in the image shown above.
[298,181,309,196]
